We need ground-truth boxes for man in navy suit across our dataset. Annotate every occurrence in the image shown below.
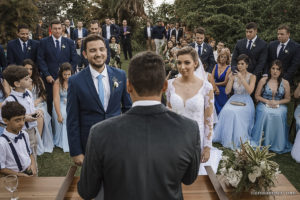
[111,18,120,41]
[79,20,111,68]
[64,19,74,40]
[120,19,132,60]
[67,34,132,166]
[231,22,268,79]
[189,27,215,72]
[37,19,77,114]
[144,21,154,51]
[171,22,183,43]
[102,17,117,41]
[73,21,88,41]
[0,45,7,75]
[266,24,300,83]
[7,24,39,65]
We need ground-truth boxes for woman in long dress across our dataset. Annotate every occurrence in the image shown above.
[292,82,300,162]
[166,46,222,175]
[53,63,72,152]
[251,60,292,153]
[212,49,231,114]
[213,54,256,149]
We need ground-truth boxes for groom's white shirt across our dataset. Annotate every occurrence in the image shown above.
[132,100,161,107]
[89,65,110,111]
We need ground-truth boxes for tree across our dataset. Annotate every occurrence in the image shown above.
[0,0,39,44]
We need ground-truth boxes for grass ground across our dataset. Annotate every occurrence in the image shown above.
[37,51,300,192]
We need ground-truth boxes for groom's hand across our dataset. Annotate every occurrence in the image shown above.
[72,154,85,166]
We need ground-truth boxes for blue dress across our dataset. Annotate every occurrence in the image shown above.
[214,64,230,114]
[32,85,54,153]
[251,81,292,154]
[52,88,69,152]
[291,104,300,162]
[213,73,255,149]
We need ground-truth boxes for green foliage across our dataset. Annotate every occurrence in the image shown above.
[0,0,39,45]
[174,0,300,50]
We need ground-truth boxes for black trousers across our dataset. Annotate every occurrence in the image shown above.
[43,78,54,116]
[121,39,132,59]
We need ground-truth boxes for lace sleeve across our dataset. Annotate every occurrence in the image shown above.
[166,79,173,104]
[203,81,214,148]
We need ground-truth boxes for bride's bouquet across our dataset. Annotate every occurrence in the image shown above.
[218,140,280,194]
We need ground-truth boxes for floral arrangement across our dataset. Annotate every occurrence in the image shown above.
[219,141,280,194]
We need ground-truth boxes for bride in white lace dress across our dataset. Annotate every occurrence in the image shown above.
[166,47,222,175]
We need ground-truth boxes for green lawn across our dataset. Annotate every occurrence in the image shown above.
[37,50,300,192]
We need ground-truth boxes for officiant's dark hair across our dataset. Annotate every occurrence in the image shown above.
[83,34,105,52]
[128,51,165,96]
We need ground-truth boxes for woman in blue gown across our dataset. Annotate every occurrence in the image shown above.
[251,60,292,154]
[213,54,256,149]
[212,49,231,114]
[292,83,300,162]
[53,63,72,152]
[23,59,54,154]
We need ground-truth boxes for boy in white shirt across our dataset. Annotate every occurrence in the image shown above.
[0,101,37,176]
[2,65,43,162]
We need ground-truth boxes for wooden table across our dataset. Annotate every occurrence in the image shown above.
[0,174,299,199]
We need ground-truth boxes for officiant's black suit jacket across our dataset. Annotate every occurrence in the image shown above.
[78,104,201,200]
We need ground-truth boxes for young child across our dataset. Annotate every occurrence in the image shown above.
[0,102,37,176]
[1,65,43,161]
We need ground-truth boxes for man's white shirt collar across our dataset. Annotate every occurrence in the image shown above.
[280,39,290,46]
[248,35,257,43]
[89,64,108,79]
[132,100,161,107]
[52,36,62,44]
[19,39,28,46]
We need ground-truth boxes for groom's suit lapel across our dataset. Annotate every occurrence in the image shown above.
[106,66,115,111]
[84,67,104,111]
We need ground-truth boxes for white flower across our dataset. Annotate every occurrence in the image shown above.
[62,44,66,49]
[203,48,207,53]
[27,46,31,51]
[252,44,256,48]
[227,168,243,188]
[285,49,288,53]
[114,81,119,88]
[222,156,229,161]
[260,161,266,170]
[219,167,227,175]
[248,172,257,183]
[252,166,262,177]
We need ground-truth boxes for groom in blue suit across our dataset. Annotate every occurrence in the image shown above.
[7,24,39,65]
[37,19,77,114]
[67,34,132,166]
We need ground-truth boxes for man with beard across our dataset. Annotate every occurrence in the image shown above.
[67,34,132,166]
[80,20,111,68]
[7,24,39,65]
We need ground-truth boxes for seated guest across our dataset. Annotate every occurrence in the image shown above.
[163,40,175,62]
[23,59,54,153]
[2,65,44,161]
[292,82,300,162]
[212,49,231,114]
[251,60,292,153]
[0,101,37,176]
[213,54,256,149]
[52,63,72,152]
[78,51,200,200]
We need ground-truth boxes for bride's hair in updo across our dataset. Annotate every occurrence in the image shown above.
[176,46,200,69]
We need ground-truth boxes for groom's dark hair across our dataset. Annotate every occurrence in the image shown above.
[128,51,165,96]
[83,34,105,52]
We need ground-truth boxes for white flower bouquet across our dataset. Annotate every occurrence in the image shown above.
[219,140,280,194]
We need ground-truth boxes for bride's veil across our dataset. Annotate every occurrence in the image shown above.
[194,58,208,81]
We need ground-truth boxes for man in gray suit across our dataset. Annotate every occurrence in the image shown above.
[78,51,201,200]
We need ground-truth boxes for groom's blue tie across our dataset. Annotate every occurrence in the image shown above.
[97,74,105,106]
